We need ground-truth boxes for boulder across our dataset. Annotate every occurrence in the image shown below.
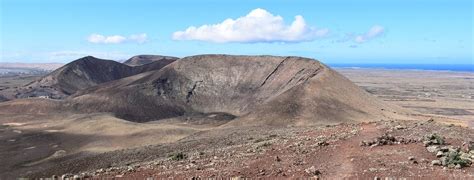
[426,145,440,153]
[431,160,442,166]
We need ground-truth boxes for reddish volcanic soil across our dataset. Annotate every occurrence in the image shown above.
[87,119,473,179]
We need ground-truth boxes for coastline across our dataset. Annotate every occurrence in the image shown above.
[329,64,474,73]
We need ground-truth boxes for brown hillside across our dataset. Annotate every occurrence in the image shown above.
[14,56,176,99]
[123,55,178,66]
[66,55,406,124]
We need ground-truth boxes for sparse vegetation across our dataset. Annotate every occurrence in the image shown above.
[423,133,445,146]
[444,151,471,168]
[425,134,472,169]
[168,152,187,161]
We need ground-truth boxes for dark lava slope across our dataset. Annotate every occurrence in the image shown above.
[123,55,178,66]
[66,55,403,125]
[15,56,176,99]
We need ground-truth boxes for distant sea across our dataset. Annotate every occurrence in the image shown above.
[328,64,474,73]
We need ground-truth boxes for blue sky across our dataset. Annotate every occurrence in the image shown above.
[1,0,472,64]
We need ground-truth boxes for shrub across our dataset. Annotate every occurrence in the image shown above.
[425,133,445,145]
[169,152,187,161]
[446,151,471,167]
[432,134,445,145]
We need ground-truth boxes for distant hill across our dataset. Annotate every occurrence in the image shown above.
[123,55,178,66]
[0,62,64,71]
[14,55,175,99]
[0,63,64,77]
[16,56,135,99]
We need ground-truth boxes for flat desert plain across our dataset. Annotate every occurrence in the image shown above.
[336,68,474,127]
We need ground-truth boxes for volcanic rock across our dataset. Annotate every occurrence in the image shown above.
[124,55,178,66]
[14,55,176,99]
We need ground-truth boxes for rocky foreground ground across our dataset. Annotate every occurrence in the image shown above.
[34,118,473,179]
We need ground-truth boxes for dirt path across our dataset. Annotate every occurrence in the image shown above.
[325,123,381,178]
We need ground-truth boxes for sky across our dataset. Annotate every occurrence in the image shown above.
[0,0,472,64]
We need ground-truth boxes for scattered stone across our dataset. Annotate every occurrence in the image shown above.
[304,166,321,175]
[61,174,72,180]
[361,133,417,147]
[394,125,405,130]
[275,156,281,162]
[231,176,243,180]
[436,151,445,157]
[408,156,415,161]
[368,168,377,172]
[420,158,428,163]
[360,140,369,146]
[460,153,472,162]
[316,140,329,146]
[440,146,449,152]
[440,157,448,166]
[431,160,442,166]
[426,145,440,153]
[73,175,81,180]
[462,141,474,152]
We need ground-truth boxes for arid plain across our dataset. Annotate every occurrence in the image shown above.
[338,68,474,126]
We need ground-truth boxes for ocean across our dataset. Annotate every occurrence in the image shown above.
[328,64,474,72]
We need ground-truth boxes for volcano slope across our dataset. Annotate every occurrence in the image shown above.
[13,55,176,99]
[124,55,178,66]
[16,56,135,99]
[6,55,472,179]
[60,55,406,124]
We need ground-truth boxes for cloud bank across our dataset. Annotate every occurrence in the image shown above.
[354,25,385,43]
[87,33,148,44]
[172,8,329,43]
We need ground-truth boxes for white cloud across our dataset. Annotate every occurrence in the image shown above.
[87,33,148,44]
[172,8,329,43]
[354,25,385,43]
[129,33,148,43]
